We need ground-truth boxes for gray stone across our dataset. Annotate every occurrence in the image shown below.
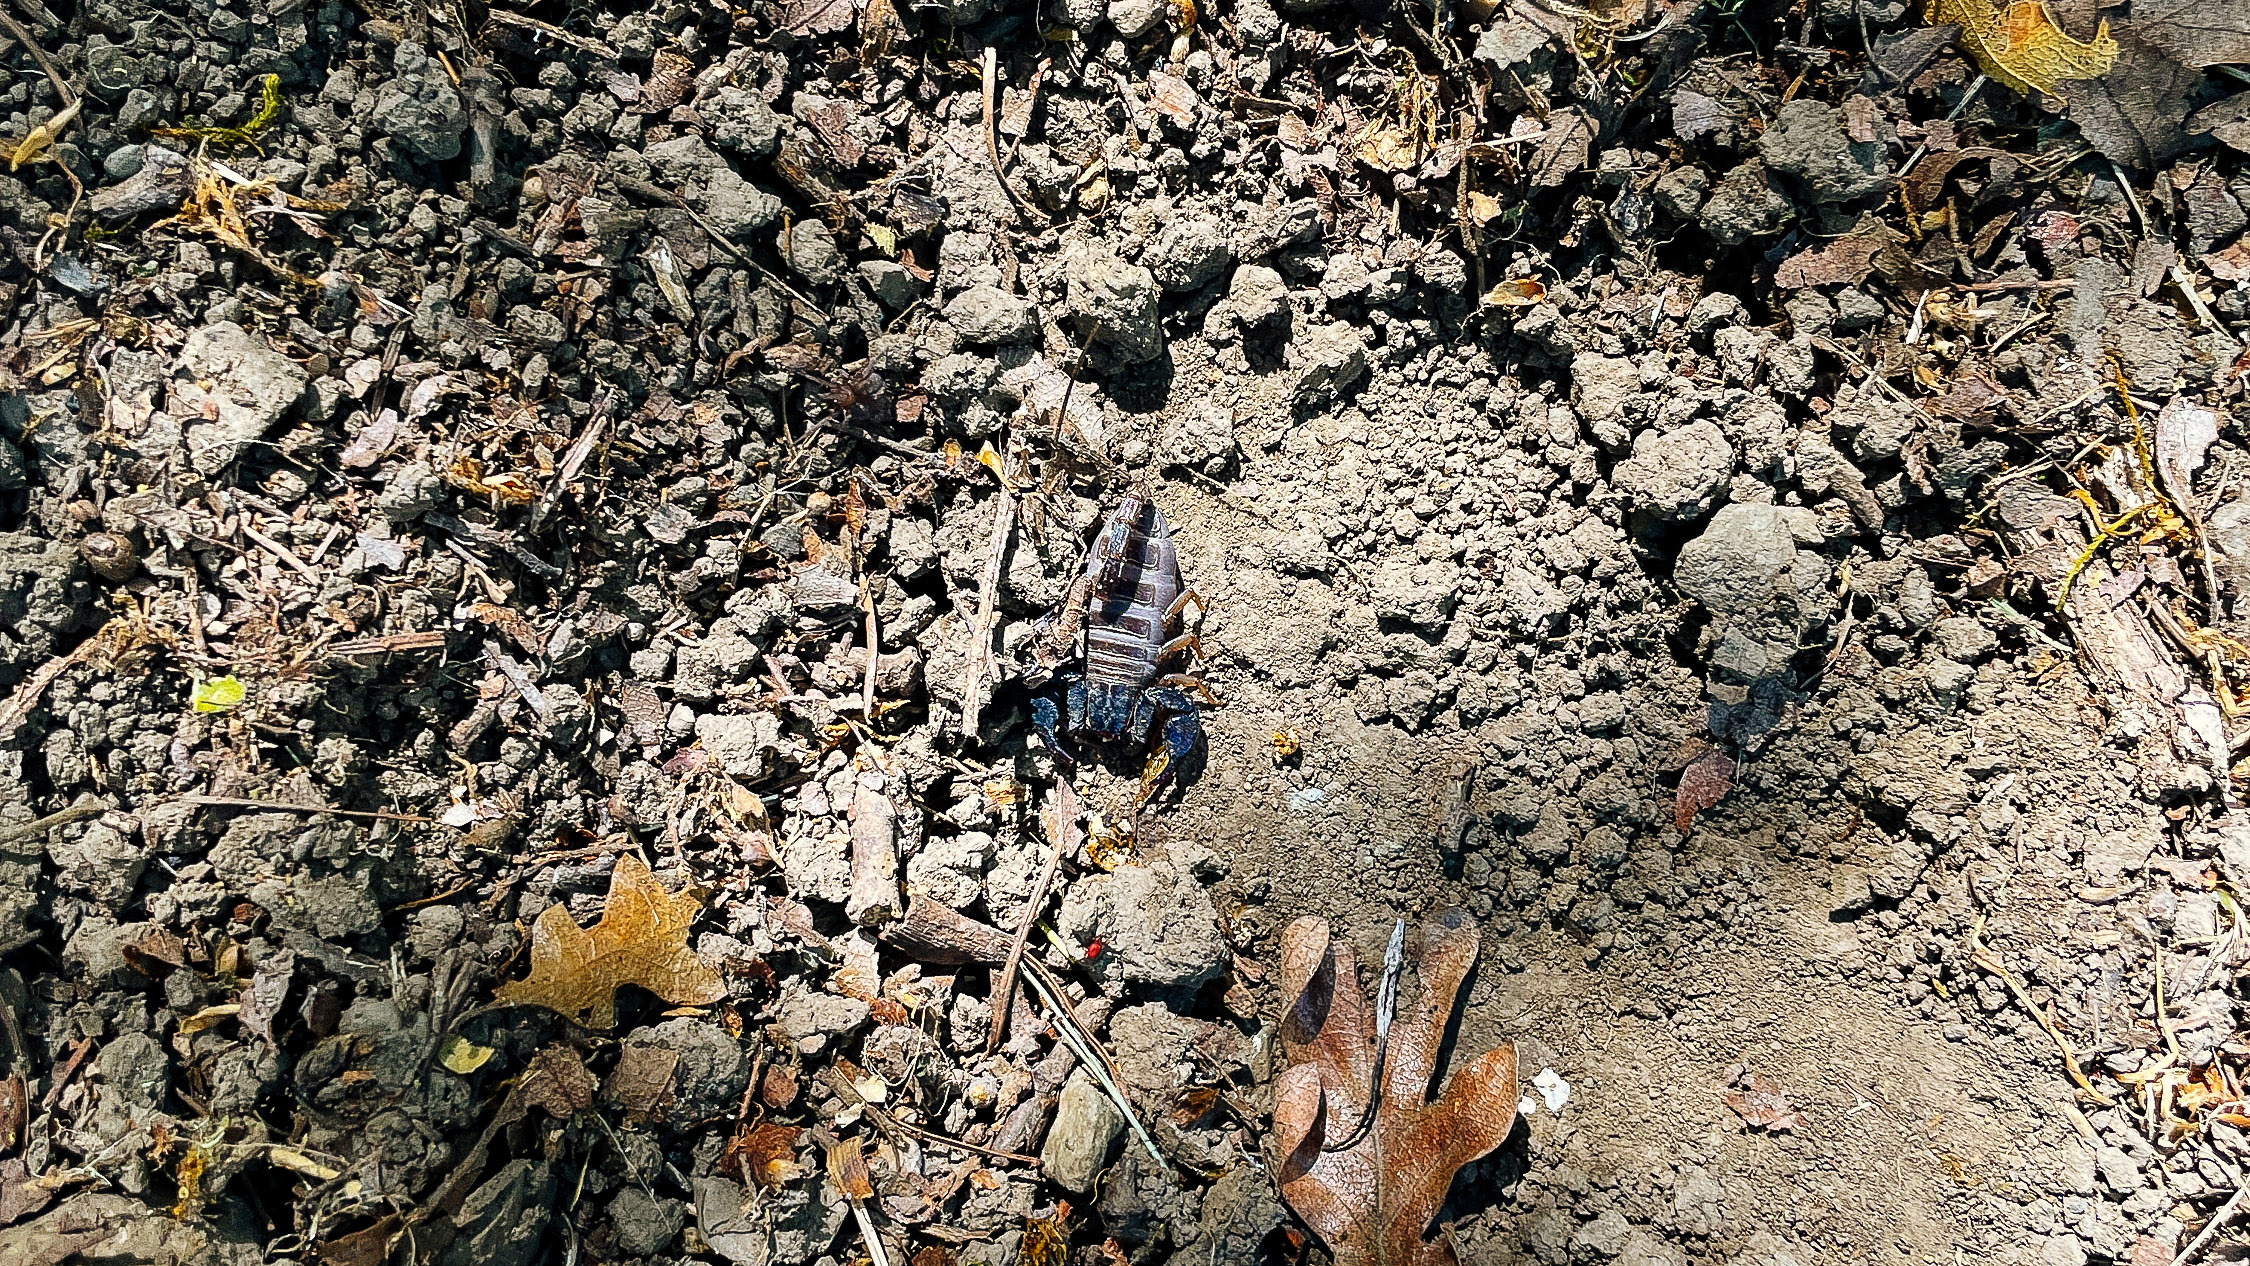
[700,85,787,159]
[779,219,843,288]
[1619,1230,1687,1266]
[1060,857,1229,989]
[1147,213,1232,292]
[172,321,309,473]
[1931,615,1997,664]
[373,44,468,161]
[1065,247,1164,363]
[1293,322,1368,403]
[859,260,918,309]
[1703,160,1794,246]
[440,1160,554,1266]
[620,1018,746,1120]
[943,285,1039,345]
[1041,1070,1125,1193]
[90,144,190,222]
[1228,265,1290,330]
[696,711,786,780]
[906,830,990,909]
[1570,352,1641,446]
[1109,0,1169,36]
[1653,166,1709,218]
[643,135,779,239]
[2095,1145,2142,1195]
[1615,420,1733,523]
[608,1188,686,1257]
[1676,503,1830,685]
[775,989,870,1056]
[1760,99,1889,204]
[1370,560,1458,629]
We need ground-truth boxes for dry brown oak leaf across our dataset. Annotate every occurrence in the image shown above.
[495,853,725,1029]
[1275,912,1518,1266]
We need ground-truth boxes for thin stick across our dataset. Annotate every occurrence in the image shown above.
[180,795,433,825]
[858,579,881,719]
[1022,965,1163,1164]
[989,780,1076,1052]
[480,8,619,55]
[958,442,1022,737]
[0,800,104,849]
[0,8,76,128]
[980,45,1030,224]
[240,521,321,582]
[2173,1184,2250,1266]
[527,389,615,535]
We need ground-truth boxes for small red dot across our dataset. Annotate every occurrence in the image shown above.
[1085,940,1103,959]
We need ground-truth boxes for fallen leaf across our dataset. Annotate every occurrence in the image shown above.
[437,1035,494,1075]
[1356,125,1421,174]
[1170,1086,1221,1128]
[2153,397,2222,502]
[761,1063,800,1109]
[8,99,80,171]
[1019,1213,1070,1266]
[2189,92,2250,153]
[1723,1072,1803,1130]
[0,1078,25,1156]
[1146,71,1200,127]
[1674,750,1737,832]
[1274,913,1517,1266]
[120,927,186,975]
[522,1044,598,1117]
[605,1041,679,1116]
[1925,0,2118,95]
[729,1123,807,1188]
[1528,109,1595,188]
[238,949,293,1046]
[2060,27,2197,168]
[1481,278,1548,307]
[824,1134,874,1201]
[2128,0,2250,66]
[190,675,247,713]
[178,1004,242,1037]
[2210,236,2250,282]
[493,852,725,1029]
[1776,222,1901,289]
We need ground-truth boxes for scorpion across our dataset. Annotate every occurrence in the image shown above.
[1027,484,1217,805]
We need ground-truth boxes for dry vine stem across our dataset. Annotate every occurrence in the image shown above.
[958,440,1024,735]
[1968,916,2113,1106]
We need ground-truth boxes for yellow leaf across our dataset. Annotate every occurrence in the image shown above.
[1482,278,1550,307]
[1466,190,1508,225]
[438,1034,495,1074]
[1019,1215,1070,1266]
[9,99,80,171]
[191,675,247,713]
[178,1004,241,1036]
[1926,0,2117,95]
[866,222,897,256]
[493,853,725,1029]
[1355,124,1421,174]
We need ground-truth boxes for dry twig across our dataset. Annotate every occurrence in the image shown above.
[989,780,1076,1052]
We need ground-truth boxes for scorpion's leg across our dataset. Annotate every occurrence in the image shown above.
[1155,673,1223,708]
[1157,633,1205,664]
[1134,683,1207,807]
[1030,670,1086,771]
[1164,589,1205,621]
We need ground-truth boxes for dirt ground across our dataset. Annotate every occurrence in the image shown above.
[0,0,2246,1262]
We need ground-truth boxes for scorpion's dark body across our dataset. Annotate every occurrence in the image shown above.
[1030,489,1210,799]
